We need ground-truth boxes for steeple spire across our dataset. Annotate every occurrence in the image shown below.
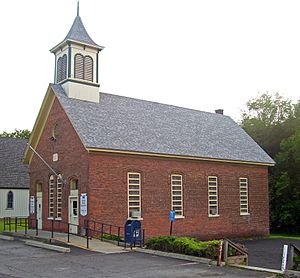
[77,1,79,16]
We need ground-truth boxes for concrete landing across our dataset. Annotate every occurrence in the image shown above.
[2,229,127,254]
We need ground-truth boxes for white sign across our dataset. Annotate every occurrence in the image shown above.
[281,244,288,272]
[80,193,88,216]
[30,196,35,214]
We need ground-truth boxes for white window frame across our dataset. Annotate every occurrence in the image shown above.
[171,174,184,218]
[56,175,62,219]
[127,172,141,219]
[240,178,249,215]
[208,176,219,217]
[49,175,55,218]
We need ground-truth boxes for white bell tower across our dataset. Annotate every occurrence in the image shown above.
[50,2,104,103]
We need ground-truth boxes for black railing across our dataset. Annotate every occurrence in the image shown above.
[2,217,145,249]
[85,219,124,246]
[3,217,29,234]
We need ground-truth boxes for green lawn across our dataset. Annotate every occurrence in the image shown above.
[270,233,300,240]
[0,218,28,232]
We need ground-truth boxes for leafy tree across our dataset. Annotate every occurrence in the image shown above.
[0,129,31,139]
[242,93,300,234]
[271,131,300,233]
[241,92,295,158]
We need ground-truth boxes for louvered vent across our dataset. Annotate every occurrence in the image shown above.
[56,54,67,83]
[57,57,62,82]
[75,54,84,79]
[61,54,67,81]
[84,56,93,82]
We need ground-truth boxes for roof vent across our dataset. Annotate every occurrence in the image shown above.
[215,109,224,115]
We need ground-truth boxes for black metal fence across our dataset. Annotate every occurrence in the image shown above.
[1,217,145,249]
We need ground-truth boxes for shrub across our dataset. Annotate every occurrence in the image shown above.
[294,256,300,271]
[145,236,220,259]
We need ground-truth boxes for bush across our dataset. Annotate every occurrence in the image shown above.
[145,236,220,259]
[294,256,300,271]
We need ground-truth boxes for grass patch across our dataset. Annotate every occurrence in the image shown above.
[0,218,28,232]
[270,233,300,240]
[145,236,220,259]
[101,234,123,241]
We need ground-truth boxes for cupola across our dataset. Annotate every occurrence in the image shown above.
[50,2,104,103]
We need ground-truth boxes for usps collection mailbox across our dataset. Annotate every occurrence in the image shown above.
[125,219,142,243]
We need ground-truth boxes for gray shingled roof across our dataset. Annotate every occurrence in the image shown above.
[64,15,100,48]
[52,84,274,165]
[0,137,29,189]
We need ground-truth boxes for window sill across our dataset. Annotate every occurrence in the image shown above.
[55,218,62,221]
[175,216,185,219]
[127,217,143,221]
[6,208,14,210]
[240,213,250,216]
[208,214,220,218]
[47,217,54,220]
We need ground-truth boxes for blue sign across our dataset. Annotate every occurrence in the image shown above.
[169,210,175,222]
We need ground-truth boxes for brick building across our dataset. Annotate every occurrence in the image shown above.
[24,6,274,239]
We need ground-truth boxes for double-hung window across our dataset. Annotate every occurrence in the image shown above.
[171,175,183,217]
[49,175,55,218]
[240,178,249,215]
[208,176,218,216]
[57,175,62,219]
[128,173,141,218]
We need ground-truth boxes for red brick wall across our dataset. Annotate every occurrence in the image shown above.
[29,94,270,240]
[88,152,269,240]
[29,97,89,232]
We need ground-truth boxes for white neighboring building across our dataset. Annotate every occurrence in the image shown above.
[0,137,29,218]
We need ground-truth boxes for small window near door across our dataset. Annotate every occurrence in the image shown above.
[36,183,42,193]
[70,179,78,190]
[7,191,14,209]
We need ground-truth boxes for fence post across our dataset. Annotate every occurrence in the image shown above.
[67,223,70,243]
[86,228,89,249]
[142,229,145,247]
[117,227,121,246]
[101,224,104,241]
[51,219,54,238]
[15,217,17,232]
[287,244,294,270]
[223,240,228,264]
[35,219,38,236]
[25,218,28,235]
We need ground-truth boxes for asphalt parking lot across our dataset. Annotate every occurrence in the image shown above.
[240,238,300,270]
[0,239,272,278]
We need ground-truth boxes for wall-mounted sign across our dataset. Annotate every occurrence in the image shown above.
[30,196,35,214]
[80,193,88,216]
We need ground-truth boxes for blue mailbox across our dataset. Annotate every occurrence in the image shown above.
[125,219,142,243]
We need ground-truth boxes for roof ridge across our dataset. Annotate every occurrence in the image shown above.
[100,92,228,117]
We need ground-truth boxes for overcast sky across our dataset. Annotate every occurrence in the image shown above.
[1,0,300,133]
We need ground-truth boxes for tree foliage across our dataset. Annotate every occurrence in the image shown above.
[0,129,31,139]
[241,92,300,234]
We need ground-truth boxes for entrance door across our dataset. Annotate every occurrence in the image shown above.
[36,192,43,229]
[69,197,78,234]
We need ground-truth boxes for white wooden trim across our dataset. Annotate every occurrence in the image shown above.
[208,176,218,217]
[171,174,184,217]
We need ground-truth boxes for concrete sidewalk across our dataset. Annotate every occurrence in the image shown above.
[3,229,127,254]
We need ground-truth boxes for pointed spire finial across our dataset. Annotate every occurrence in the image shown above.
[77,0,80,16]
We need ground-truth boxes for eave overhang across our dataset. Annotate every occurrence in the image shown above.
[50,39,104,54]
[86,147,275,167]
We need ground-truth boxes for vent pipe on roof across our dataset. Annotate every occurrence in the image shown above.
[215,109,224,115]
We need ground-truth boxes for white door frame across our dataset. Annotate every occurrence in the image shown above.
[68,196,79,234]
[36,192,43,229]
